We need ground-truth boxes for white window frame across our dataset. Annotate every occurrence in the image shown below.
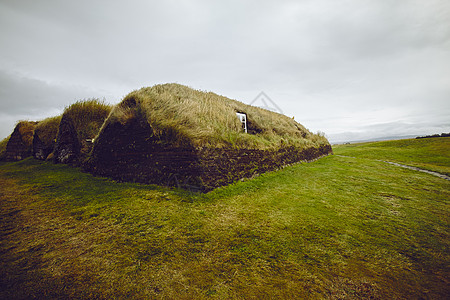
[236,112,247,133]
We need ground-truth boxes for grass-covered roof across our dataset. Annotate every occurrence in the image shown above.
[34,115,62,146]
[62,99,112,142]
[0,136,9,160]
[16,121,37,147]
[102,83,329,149]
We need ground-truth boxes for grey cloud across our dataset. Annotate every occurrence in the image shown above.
[0,69,113,114]
[0,0,449,141]
[0,70,65,115]
[0,69,116,139]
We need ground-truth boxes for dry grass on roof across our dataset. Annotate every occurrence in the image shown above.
[0,136,10,160]
[17,121,38,147]
[63,99,113,141]
[34,115,62,145]
[105,83,329,150]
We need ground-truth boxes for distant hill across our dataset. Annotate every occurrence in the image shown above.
[416,133,450,139]
[332,135,418,145]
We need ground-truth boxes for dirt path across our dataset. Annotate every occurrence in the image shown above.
[0,176,134,299]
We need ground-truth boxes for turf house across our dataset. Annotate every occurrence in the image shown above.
[87,84,332,191]
[4,121,38,161]
[52,100,111,164]
[33,116,61,160]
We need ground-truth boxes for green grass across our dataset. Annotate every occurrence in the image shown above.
[0,138,449,299]
[333,137,450,176]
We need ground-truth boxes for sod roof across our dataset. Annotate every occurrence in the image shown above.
[62,99,112,142]
[102,83,329,150]
[0,136,9,160]
[34,115,62,146]
[52,99,112,164]
[4,121,38,161]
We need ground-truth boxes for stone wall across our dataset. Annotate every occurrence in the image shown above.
[197,144,333,191]
[4,115,333,192]
[86,118,202,188]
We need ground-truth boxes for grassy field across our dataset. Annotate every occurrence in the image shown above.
[0,138,449,299]
[333,137,450,176]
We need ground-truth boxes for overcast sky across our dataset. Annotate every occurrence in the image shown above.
[1,0,449,143]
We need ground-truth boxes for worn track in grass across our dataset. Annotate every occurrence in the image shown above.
[336,154,450,180]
